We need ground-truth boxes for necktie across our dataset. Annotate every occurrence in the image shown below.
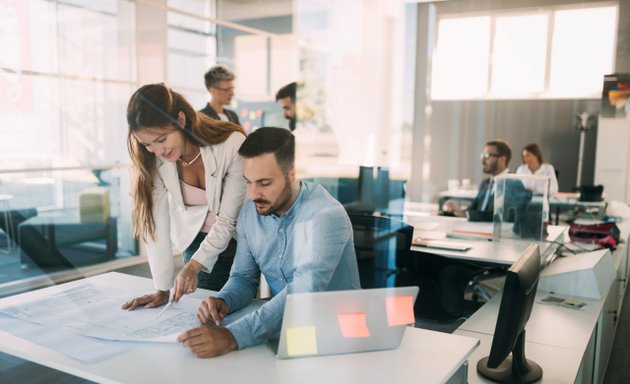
[481,179,494,211]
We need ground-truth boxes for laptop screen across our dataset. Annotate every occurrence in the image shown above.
[275,286,419,359]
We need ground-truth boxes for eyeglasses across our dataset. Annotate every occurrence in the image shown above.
[213,86,235,93]
[480,152,501,160]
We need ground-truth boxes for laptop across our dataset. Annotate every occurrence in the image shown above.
[273,286,419,359]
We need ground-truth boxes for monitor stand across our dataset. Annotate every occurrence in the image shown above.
[477,330,543,384]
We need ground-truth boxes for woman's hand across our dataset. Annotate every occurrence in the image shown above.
[173,260,203,303]
[121,290,169,310]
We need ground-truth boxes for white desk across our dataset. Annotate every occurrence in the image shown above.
[454,249,619,384]
[407,216,566,265]
[0,272,480,384]
[437,190,607,225]
[454,330,586,384]
[458,289,602,351]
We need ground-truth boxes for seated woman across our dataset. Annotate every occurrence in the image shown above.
[516,143,559,195]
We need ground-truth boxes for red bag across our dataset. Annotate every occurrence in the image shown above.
[568,222,620,248]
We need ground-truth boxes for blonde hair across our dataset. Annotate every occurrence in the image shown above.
[126,83,245,241]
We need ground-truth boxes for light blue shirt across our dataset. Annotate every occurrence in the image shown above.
[217,180,361,349]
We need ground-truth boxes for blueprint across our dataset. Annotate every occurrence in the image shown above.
[0,283,201,342]
[0,279,266,363]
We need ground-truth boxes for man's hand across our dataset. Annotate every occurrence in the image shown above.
[177,326,237,358]
[121,290,169,310]
[442,199,466,218]
[173,260,203,302]
[197,297,229,326]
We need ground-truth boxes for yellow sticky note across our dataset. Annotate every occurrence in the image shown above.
[286,326,318,356]
[338,312,371,338]
[386,296,415,326]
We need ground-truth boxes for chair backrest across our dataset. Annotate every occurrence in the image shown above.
[302,177,359,205]
[304,171,407,218]
[348,214,414,289]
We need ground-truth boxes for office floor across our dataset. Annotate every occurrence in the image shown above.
[1,260,629,383]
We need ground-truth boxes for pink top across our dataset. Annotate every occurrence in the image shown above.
[180,179,216,233]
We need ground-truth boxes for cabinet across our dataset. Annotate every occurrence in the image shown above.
[594,117,630,203]
[593,279,619,384]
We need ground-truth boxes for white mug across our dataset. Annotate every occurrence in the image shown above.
[448,179,459,192]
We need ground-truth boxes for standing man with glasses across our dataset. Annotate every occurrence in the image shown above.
[200,65,241,125]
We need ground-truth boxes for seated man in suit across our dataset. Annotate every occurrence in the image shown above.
[444,139,513,222]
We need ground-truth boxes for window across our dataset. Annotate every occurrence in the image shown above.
[430,3,618,100]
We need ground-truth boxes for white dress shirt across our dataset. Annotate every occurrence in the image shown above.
[516,163,559,195]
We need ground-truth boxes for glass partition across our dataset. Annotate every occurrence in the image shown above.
[294,0,413,216]
[0,165,137,289]
[493,174,550,243]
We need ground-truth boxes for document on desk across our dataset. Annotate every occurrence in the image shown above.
[0,312,130,363]
[446,222,494,241]
[0,281,265,363]
[0,283,201,343]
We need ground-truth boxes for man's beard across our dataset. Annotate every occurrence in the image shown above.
[253,178,293,216]
[288,116,296,131]
[484,163,497,175]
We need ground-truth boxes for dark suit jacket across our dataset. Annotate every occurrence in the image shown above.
[468,178,493,213]
[467,177,530,222]
[199,103,240,125]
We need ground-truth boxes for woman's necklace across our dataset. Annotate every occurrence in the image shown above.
[179,151,201,167]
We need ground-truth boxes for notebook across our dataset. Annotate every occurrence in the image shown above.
[273,286,419,359]
[412,238,472,252]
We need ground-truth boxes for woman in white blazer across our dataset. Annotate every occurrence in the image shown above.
[516,143,559,195]
[122,83,246,309]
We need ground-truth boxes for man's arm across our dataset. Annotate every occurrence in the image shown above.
[223,206,354,349]
[216,207,261,313]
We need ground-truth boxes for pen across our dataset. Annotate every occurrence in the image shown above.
[156,299,173,319]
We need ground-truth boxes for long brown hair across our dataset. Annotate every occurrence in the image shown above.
[127,83,245,241]
[522,143,544,164]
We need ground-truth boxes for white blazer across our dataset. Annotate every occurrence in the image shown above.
[145,131,247,291]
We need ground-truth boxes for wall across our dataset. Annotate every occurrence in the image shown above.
[409,0,630,202]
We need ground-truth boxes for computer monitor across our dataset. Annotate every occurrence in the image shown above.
[476,243,543,383]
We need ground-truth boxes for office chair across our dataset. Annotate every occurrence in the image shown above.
[348,214,414,289]
[304,170,407,218]
[410,250,505,333]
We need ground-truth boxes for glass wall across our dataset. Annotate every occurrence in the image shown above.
[408,0,624,205]
[0,0,137,293]
[292,0,414,217]
[167,0,296,131]
[0,0,296,292]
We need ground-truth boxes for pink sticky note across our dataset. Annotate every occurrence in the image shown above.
[386,296,415,326]
[337,312,371,338]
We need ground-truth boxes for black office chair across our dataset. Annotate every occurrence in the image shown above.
[409,250,505,333]
[348,214,414,289]
[305,168,407,218]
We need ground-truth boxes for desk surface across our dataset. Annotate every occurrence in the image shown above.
[454,330,584,384]
[407,216,566,265]
[458,289,603,352]
[439,189,607,208]
[454,287,608,384]
[0,272,480,384]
